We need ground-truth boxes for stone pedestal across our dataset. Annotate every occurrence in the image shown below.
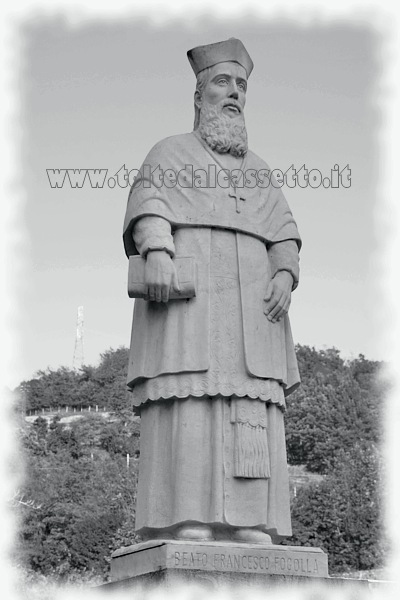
[105,539,329,591]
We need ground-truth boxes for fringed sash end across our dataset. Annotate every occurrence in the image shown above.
[231,399,270,479]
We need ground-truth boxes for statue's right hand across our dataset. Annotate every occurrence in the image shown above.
[144,250,181,302]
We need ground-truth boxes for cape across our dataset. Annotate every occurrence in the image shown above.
[123,132,301,257]
[124,132,302,399]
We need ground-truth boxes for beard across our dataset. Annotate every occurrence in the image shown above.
[197,100,248,157]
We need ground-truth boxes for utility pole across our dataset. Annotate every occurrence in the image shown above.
[73,306,84,370]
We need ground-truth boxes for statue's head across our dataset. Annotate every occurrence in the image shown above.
[187,39,253,157]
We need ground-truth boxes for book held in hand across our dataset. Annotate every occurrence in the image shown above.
[128,255,197,300]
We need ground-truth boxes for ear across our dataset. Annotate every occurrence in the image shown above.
[194,90,202,110]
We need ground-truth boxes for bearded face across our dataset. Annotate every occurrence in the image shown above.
[198,99,248,158]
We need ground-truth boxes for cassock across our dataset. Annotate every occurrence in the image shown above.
[123,131,301,541]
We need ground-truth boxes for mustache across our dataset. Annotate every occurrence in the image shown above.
[220,99,242,113]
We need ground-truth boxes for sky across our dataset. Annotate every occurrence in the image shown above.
[13,15,382,388]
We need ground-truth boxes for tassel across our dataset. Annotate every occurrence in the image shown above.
[233,421,270,478]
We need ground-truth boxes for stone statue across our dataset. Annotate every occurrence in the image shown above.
[123,38,301,546]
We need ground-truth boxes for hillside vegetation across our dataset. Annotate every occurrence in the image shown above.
[12,345,388,584]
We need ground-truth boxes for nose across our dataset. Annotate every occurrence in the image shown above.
[228,81,239,99]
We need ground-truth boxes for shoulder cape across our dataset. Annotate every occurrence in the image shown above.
[123,132,301,255]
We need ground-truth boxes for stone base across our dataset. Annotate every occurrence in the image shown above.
[106,539,328,590]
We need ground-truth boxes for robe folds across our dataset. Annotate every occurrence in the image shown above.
[123,132,302,404]
[132,227,294,536]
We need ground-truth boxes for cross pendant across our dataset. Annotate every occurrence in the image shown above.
[228,190,246,213]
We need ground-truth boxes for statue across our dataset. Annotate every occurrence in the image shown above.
[123,38,301,546]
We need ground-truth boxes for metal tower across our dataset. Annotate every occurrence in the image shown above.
[73,306,84,369]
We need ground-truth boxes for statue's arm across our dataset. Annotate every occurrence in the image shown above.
[132,216,179,303]
[268,239,300,291]
[133,216,175,258]
[263,239,299,323]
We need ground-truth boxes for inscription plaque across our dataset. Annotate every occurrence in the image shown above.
[111,540,329,582]
[172,549,320,575]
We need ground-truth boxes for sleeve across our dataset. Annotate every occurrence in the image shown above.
[268,239,300,291]
[132,216,175,258]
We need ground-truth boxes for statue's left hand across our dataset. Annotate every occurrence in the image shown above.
[263,271,293,323]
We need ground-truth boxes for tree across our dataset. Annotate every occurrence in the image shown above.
[13,345,387,582]
[18,367,82,411]
[17,347,131,414]
[290,441,387,573]
[285,346,383,473]
[15,413,139,583]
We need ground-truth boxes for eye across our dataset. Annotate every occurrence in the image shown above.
[238,82,246,91]
[217,77,228,85]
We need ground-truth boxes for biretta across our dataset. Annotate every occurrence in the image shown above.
[187,38,254,78]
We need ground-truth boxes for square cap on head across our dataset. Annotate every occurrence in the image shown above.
[187,38,253,78]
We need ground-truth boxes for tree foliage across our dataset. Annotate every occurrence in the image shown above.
[15,413,139,583]
[285,346,384,473]
[13,345,387,583]
[18,347,131,414]
[290,441,387,574]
